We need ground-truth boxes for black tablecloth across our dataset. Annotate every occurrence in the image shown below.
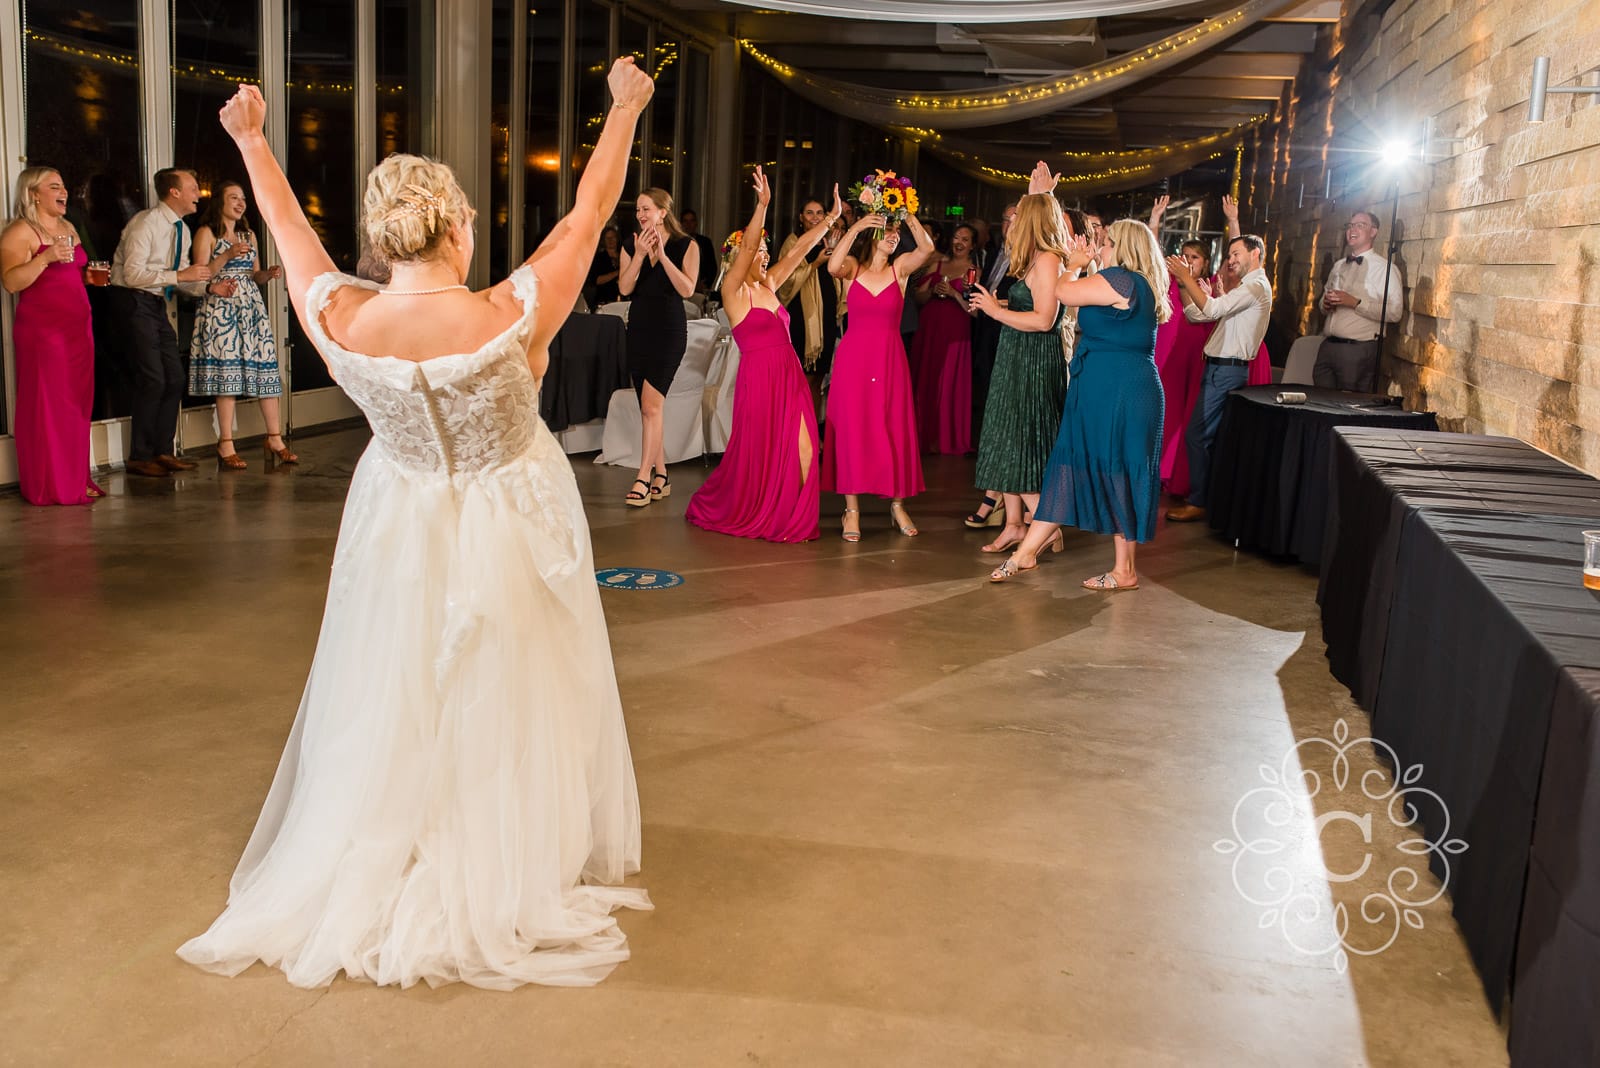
[1512,666,1600,1067]
[1318,427,1600,1046]
[1207,386,1437,563]
[540,312,627,432]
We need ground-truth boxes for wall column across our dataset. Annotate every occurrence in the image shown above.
[705,39,740,244]
[434,0,493,286]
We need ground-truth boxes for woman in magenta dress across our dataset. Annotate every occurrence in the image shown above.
[908,222,976,455]
[820,209,935,541]
[1,167,102,505]
[686,168,832,543]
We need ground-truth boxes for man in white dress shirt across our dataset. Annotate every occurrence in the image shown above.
[1164,234,1274,522]
[1314,210,1402,393]
[110,168,216,477]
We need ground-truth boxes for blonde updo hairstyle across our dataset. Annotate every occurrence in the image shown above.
[362,154,473,266]
[1102,219,1173,324]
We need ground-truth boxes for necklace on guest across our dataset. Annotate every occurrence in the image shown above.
[378,283,469,296]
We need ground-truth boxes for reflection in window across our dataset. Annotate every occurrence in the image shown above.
[286,0,356,392]
[678,46,710,233]
[21,0,145,421]
[618,17,649,192]
[571,0,611,194]
[524,7,562,252]
[375,0,430,159]
[648,35,678,195]
[489,0,513,281]
[173,0,263,409]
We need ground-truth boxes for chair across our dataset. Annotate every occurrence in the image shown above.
[596,317,727,466]
[1281,335,1323,385]
[597,300,629,322]
[703,332,741,453]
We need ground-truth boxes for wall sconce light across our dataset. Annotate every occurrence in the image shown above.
[1420,116,1469,161]
[1529,56,1600,123]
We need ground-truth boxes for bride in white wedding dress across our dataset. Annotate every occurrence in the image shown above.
[177,60,656,991]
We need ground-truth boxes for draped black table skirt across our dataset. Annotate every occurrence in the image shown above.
[1206,386,1437,564]
[539,312,627,433]
[1318,428,1600,1061]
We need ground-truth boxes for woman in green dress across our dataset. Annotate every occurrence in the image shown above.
[966,192,1074,554]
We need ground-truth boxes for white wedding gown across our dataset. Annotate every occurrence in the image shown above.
[178,266,650,990]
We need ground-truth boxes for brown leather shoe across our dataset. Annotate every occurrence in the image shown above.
[156,454,197,471]
[125,459,170,477]
[1166,504,1206,522]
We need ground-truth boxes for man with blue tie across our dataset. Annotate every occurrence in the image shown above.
[111,168,216,477]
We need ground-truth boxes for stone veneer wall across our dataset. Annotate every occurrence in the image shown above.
[1234,0,1600,471]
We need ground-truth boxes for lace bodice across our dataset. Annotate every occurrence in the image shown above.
[305,266,545,479]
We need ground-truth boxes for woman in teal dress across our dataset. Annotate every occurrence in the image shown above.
[990,218,1172,591]
[965,193,1072,554]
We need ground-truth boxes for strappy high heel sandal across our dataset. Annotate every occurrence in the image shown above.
[263,438,298,466]
[217,439,247,471]
[964,495,1004,529]
[841,507,861,542]
[649,468,672,500]
[625,478,653,507]
[889,500,919,537]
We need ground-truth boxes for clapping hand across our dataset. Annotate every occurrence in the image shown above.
[1165,253,1194,282]
[1064,234,1093,273]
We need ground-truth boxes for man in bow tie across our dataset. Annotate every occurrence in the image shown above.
[1314,210,1402,392]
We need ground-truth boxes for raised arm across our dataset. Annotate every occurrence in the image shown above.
[218,85,337,337]
[518,58,653,349]
[720,167,772,321]
[829,213,880,280]
[769,182,839,293]
[1148,194,1169,236]
[1222,195,1241,240]
[893,213,936,280]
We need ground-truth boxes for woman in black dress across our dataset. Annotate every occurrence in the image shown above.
[587,225,622,307]
[618,188,699,506]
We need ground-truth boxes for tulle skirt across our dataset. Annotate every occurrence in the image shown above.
[178,428,650,990]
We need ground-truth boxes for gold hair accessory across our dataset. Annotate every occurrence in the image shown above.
[390,183,447,228]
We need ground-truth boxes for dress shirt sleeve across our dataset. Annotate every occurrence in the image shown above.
[117,216,179,291]
[1191,278,1263,323]
[1351,262,1402,324]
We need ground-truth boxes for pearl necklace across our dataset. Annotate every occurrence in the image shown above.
[378,283,469,296]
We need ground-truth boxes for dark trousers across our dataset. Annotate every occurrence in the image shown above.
[1184,362,1250,508]
[118,288,183,461]
[1313,337,1380,393]
[971,314,1001,446]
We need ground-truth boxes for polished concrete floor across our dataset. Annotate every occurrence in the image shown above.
[2,428,1509,1066]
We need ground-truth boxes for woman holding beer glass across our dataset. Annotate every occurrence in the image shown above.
[908,221,978,455]
[190,180,291,469]
[0,167,103,504]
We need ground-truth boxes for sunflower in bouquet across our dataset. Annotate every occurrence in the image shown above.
[847,169,920,240]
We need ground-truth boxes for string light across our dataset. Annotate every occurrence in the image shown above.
[737,0,1282,129]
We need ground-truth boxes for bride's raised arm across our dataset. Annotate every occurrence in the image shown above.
[218,85,338,341]
[517,58,654,350]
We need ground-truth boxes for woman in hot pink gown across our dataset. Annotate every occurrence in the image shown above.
[686,167,831,543]
[908,224,976,455]
[819,209,935,541]
[1,167,101,506]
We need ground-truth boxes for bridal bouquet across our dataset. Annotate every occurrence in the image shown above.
[848,170,920,239]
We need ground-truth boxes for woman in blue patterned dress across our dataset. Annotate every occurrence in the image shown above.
[190,181,294,469]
